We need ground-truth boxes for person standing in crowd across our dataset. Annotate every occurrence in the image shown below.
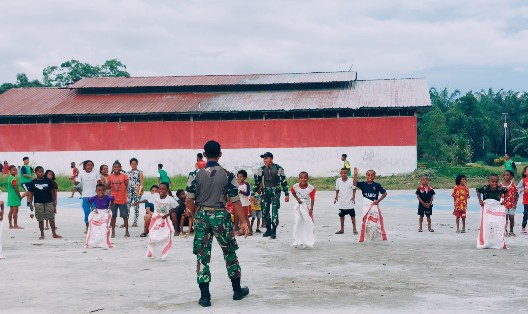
[20,157,34,207]
[2,161,9,175]
[341,154,351,177]
[27,166,62,240]
[7,165,24,229]
[77,160,99,234]
[252,152,289,239]
[69,162,82,198]
[157,163,173,188]
[127,158,144,227]
[504,153,517,179]
[108,161,130,238]
[186,140,249,307]
[195,153,206,170]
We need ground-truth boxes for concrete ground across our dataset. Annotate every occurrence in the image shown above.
[0,190,527,314]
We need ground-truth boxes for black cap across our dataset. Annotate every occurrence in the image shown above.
[260,152,273,158]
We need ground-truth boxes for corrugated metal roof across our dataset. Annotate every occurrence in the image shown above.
[0,78,431,117]
[70,71,358,89]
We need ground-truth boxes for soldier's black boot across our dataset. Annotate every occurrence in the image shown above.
[263,224,272,237]
[231,278,249,300]
[198,283,211,307]
[270,226,277,239]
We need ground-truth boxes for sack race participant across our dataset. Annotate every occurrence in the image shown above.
[86,184,114,249]
[476,174,509,249]
[291,172,316,248]
[359,201,387,242]
[353,168,388,243]
[134,182,177,260]
[477,199,507,249]
[476,175,508,249]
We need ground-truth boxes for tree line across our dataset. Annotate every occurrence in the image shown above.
[0,59,129,94]
[419,88,528,165]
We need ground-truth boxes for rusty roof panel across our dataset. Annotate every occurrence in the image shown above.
[0,88,76,116]
[70,71,358,89]
[0,78,430,117]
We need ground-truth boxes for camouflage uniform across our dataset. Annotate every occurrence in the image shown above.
[186,162,241,284]
[252,164,289,230]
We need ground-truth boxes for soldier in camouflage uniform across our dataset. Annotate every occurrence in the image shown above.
[252,152,289,239]
[185,140,250,307]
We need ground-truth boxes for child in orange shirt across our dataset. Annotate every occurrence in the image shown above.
[452,174,470,233]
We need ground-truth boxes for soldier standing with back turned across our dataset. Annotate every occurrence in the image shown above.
[185,140,250,307]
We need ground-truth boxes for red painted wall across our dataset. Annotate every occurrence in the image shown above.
[0,116,416,151]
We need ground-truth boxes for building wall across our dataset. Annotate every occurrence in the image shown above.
[0,116,417,177]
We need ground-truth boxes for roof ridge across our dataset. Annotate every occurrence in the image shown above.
[79,71,356,80]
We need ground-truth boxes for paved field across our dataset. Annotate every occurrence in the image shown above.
[1,190,527,313]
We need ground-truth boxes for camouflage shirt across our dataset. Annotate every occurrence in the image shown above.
[252,163,289,195]
[186,161,240,208]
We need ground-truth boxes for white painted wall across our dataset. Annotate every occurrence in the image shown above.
[1,146,416,178]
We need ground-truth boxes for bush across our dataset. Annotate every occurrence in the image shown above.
[493,157,505,166]
[483,153,497,166]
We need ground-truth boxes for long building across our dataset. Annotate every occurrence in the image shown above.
[0,71,431,177]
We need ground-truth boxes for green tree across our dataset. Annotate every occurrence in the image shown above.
[429,87,460,112]
[418,107,449,161]
[450,135,473,165]
[0,73,44,94]
[43,58,130,87]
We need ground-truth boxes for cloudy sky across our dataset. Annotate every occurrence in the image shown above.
[1,0,527,91]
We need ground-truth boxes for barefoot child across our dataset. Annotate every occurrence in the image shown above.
[291,171,316,248]
[476,174,508,249]
[173,189,192,236]
[7,165,24,229]
[500,170,518,237]
[44,170,58,231]
[69,161,81,198]
[237,170,252,236]
[334,168,357,235]
[133,182,177,259]
[107,161,130,238]
[452,174,470,233]
[86,184,114,248]
[416,174,435,232]
[353,168,388,242]
[27,166,62,240]
[77,160,99,234]
[250,191,262,233]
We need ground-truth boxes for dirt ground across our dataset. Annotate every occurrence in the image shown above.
[1,190,527,314]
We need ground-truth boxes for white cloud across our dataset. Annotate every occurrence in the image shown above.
[0,0,526,91]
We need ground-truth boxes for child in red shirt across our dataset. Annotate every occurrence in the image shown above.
[500,170,518,237]
[452,174,470,233]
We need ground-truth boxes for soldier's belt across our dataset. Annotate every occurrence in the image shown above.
[263,186,281,190]
[198,206,225,211]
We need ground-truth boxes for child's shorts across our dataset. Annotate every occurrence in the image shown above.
[506,208,516,215]
[339,209,355,217]
[453,209,466,218]
[111,204,129,218]
[35,202,54,222]
[417,206,432,216]
[252,210,262,219]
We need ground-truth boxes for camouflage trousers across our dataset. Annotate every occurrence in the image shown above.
[262,187,282,228]
[193,209,241,284]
